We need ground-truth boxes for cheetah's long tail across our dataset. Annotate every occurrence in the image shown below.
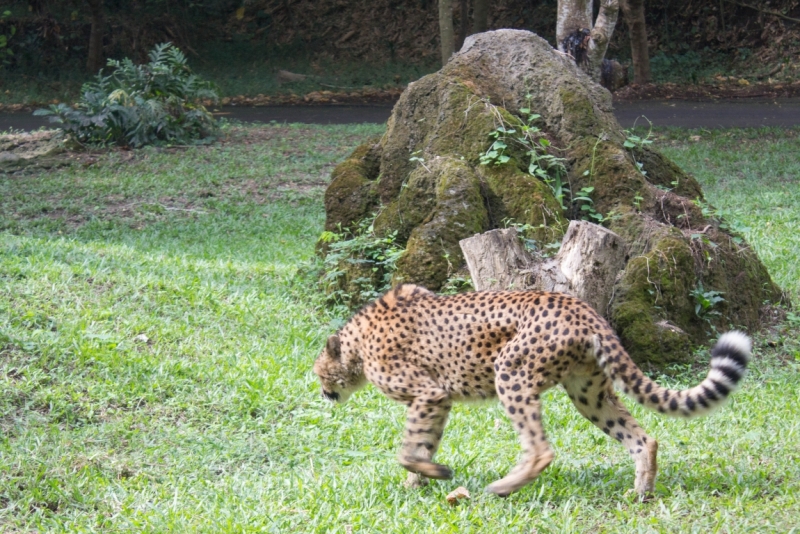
[596,331,751,418]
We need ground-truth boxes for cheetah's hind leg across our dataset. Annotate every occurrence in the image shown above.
[562,372,658,498]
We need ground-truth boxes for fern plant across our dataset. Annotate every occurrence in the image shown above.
[35,43,218,147]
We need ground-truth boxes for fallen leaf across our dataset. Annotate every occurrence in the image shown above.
[446,486,470,505]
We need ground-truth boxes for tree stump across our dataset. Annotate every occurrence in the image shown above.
[459,228,537,292]
[460,221,626,316]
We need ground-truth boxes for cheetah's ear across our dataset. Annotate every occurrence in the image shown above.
[326,335,341,359]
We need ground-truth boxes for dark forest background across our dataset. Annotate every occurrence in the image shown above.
[1,0,799,103]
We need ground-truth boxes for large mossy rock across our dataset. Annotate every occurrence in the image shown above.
[321,29,785,368]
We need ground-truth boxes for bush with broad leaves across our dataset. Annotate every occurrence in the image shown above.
[35,43,219,148]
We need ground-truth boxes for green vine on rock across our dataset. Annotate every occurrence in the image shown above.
[572,186,604,223]
[318,214,405,309]
[690,282,725,322]
[624,117,655,179]
[480,97,607,223]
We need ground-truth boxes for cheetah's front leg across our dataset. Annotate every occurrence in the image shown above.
[398,390,453,487]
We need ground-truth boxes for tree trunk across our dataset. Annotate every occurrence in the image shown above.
[620,0,651,84]
[456,0,469,51]
[473,0,489,33]
[86,0,105,73]
[439,0,455,65]
[556,0,619,82]
[556,0,593,47]
[459,222,626,316]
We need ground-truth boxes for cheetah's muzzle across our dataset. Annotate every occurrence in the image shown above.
[322,390,339,402]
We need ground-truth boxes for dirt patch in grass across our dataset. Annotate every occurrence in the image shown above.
[1,123,353,233]
[219,124,369,152]
[31,197,209,230]
[0,124,336,176]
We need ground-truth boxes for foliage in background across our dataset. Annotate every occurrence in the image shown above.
[34,43,218,148]
[0,10,14,68]
[1,0,799,106]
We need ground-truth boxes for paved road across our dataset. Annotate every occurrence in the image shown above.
[613,98,800,128]
[3,98,800,131]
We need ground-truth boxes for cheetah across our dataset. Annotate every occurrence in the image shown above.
[313,284,751,497]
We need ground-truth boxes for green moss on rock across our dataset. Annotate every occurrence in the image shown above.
[392,158,489,288]
[611,236,698,366]
[568,139,645,216]
[633,145,704,200]
[479,163,567,243]
[323,138,382,232]
[373,162,439,241]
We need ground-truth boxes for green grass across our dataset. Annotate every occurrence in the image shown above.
[1,124,799,532]
[656,127,800,300]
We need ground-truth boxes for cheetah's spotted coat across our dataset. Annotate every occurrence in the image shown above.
[313,284,751,497]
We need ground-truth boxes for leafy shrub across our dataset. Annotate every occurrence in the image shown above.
[0,10,15,68]
[318,215,405,310]
[35,43,218,147]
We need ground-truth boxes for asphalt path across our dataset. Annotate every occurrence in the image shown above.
[3,98,800,131]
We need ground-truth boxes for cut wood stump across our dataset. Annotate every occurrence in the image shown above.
[458,228,536,292]
[459,220,627,317]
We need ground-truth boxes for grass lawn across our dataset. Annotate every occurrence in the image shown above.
[1,124,799,532]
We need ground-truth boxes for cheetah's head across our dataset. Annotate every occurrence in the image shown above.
[313,333,364,404]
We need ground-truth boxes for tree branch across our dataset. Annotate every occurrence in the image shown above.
[587,0,619,82]
[723,0,800,23]
[591,0,620,48]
